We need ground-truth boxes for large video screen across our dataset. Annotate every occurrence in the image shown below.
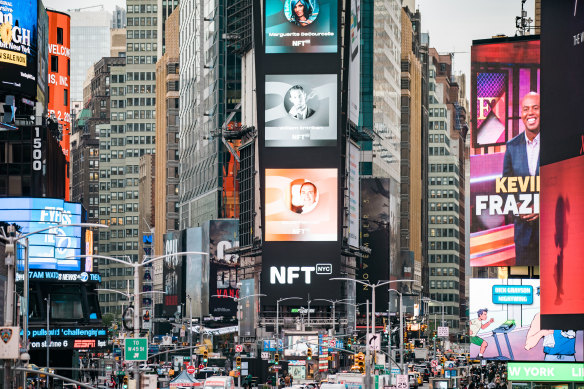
[265,168,337,241]
[0,198,81,271]
[0,0,39,98]
[469,279,583,361]
[265,0,338,54]
[540,1,584,330]
[469,38,540,267]
[265,74,337,147]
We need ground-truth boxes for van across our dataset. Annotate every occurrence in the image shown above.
[204,376,235,389]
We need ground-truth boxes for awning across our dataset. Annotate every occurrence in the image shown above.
[169,371,202,387]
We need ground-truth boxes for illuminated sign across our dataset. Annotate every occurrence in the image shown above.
[470,37,540,267]
[0,198,82,270]
[15,270,101,283]
[492,285,533,305]
[265,0,338,54]
[0,0,38,97]
[507,363,584,382]
[265,74,337,147]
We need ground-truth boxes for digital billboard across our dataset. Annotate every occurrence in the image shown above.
[0,0,38,98]
[469,279,583,361]
[207,219,239,317]
[265,0,338,54]
[0,198,82,270]
[265,74,337,147]
[265,168,337,241]
[347,0,360,125]
[162,230,185,316]
[540,1,584,330]
[469,37,540,267]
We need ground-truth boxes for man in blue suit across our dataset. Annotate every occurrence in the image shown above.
[502,91,540,266]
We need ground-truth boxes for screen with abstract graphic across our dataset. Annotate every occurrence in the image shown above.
[469,37,540,267]
[265,0,338,54]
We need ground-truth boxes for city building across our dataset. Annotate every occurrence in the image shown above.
[69,8,113,105]
[157,0,179,57]
[154,7,180,301]
[400,6,424,294]
[178,0,241,230]
[426,48,467,334]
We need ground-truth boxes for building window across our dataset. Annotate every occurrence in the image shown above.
[64,89,68,106]
[57,27,63,45]
[51,55,58,72]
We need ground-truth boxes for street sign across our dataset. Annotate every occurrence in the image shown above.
[396,374,408,389]
[187,365,196,374]
[235,344,243,352]
[124,338,148,361]
[367,333,381,351]
[437,326,449,337]
[261,352,270,360]
[431,360,438,368]
[0,327,19,359]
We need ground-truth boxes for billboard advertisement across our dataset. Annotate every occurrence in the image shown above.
[265,168,337,241]
[162,230,185,317]
[265,74,337,147]
[0,198,82,270]
[207,219,239,317]
[347,0,360,125]
[469,37,540,267]
[347,142,359,248]
[0,0,38,98]
[265,0,338,54]
[469,279,583,361]
[184,227,208,318]
[239,278,256,337]
[540,1,584,330]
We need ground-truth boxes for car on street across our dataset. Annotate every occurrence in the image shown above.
[408,372,420,389]
[413,365,430,382]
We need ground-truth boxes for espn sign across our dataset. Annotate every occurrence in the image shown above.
[74,339,96,348]
[270,264,332,284]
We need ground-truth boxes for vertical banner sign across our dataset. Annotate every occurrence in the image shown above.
[348,142,360,248]
[348,0,360,125]
[540,1,584,330]
[358,178,390,311]
[260,0,343,304]
[469,37,540,267]
[163,230,185,316]
[239,279,256,337]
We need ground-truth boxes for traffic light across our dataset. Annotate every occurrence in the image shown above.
[236,356,242,369]
[203,350,208,363]
[356,352,365,373]
[274,353,279,364]
[306,348,312,360]
[123,376,128,389]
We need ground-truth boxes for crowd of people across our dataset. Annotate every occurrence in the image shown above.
[462,362,508,389]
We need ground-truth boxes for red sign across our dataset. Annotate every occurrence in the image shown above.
[73,339,96,349]
[235,345,243,353]
[187,365,196,375]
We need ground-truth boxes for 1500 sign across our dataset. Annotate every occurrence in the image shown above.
[32,127,43,171]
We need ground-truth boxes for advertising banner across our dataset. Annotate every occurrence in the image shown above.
[207,219,239,317]
[469,37,540,267]
[0,0,38,98]
[469,279,583,361]
[347,0,360,125]
[0,198,81,271]
[540,2,584,330]
[347,142,359,248]
[507,362,584,382]
[265,74,337,147]
[265,0,338,54]
[265,168,337,242]
[357,178,390,310]
[239,278,256,337]
[185,227,208,318]
[162,230,185,316]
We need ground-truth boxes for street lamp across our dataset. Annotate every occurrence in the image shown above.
[330,278,414,388]
[337,300,369,335]
[423,297,445,357]
[312,298,353,336]
[388,288,405,375]
[275,297,302,339]
[69,251,208,387]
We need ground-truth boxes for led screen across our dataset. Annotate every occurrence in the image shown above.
[284,335,319,356]
[469,38,540,267]
[540,156,584,327]
[265,74,337,147]
[540,0,584,330]
[265,0,338,54]
[0,198,81,270]
[265,168,337,241]
[469,279,583,361]
[0,0,38,98]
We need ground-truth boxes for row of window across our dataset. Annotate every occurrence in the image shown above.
[127,4,157,13]
[127,72,156,81]
[430,120,447,131]
[100,216,140,226]
[429,240,460,251]
[429,293,460,303]
[429,201,458,212]
[429,163,458,173]
[429,177,458,187]
[127,17,158,27]
[429,306,460,317]
[429,228,460,239]
[126,55,158,65]
[99,229,139,240]
[429,189,459,199]
[127,42,158,53]
[430,267,460,277]
[429,147,449,156]
[101,123,155,136]
[127,29,158,40]
[429,280,459,290]
[429,134,450,146]
[110,136,155,146]
[429,107,447,118]
[126,84,156,94]
[428,254,460,265]
[101,241,140,251]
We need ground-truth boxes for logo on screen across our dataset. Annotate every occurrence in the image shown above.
[315,263,332,274]
[270,264,333,284]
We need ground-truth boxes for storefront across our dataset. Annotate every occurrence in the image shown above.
[508,363,584,389]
